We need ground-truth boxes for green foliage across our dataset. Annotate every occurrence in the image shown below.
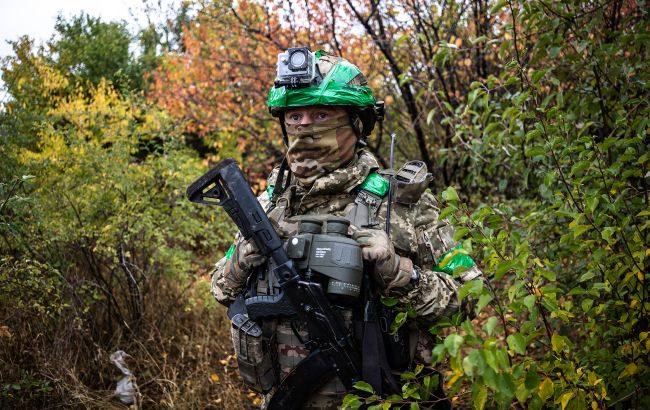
[1,0,648,407]
[50,14,135,91]
[0,36,234,406]
[427,0,649,408]
[346,0,649,408]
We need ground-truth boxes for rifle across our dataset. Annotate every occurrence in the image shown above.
[186,158,361,409]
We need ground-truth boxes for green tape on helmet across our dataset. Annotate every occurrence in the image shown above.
[268,51,376,112]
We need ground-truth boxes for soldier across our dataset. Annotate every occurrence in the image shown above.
[211,48,481,409]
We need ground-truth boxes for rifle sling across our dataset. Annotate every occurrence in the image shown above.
[267,349,337,410]
[362,296,401,395]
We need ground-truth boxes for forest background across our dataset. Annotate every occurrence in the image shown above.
[0,0,648,409]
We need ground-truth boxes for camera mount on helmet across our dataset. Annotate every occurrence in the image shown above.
[274,47,323,89]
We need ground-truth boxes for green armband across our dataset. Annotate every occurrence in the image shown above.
[434,244,476,274]
[224,243,236,261]
[358,173,389,197]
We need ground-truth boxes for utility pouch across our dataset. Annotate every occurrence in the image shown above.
[378,305,411,371]
[395,160,432,205]
[230,313,279,393]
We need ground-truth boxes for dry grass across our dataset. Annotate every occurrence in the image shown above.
[0,273,261,409]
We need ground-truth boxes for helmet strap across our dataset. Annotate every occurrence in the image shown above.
[271,156,292,205]
[279,113,289,144]
[347,109,367,147]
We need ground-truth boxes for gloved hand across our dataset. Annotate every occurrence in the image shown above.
[227,238,267,283]
[353,228,402,289]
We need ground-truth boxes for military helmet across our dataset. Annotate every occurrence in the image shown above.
[267,49,382,139]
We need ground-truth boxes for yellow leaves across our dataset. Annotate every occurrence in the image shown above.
[557,392,574,410]
[209,373,220,383]
[618,362,637,380]
[551,333,570,354]
[247,391,261,406]
[445,366,464,391]
[219,354,236,366]
[34,59,69,96]
[587,371,602,387]
[538,378,554,401]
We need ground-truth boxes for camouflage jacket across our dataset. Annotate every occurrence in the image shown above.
[211,149,481,408]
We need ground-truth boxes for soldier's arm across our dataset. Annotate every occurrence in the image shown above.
[394,191,482,322]
[210,234,245,305]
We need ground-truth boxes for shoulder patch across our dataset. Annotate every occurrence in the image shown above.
[358,172,389,197]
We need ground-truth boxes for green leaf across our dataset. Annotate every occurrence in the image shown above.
[507,333,527,355]
[538,378,554,401]
[516,379,529,405]
[459,279,483,300]
[453,227,470,241]
[526,145,546,157]
[444,334,464,357]
[551,333,564,353]
[473,383,488,410]
[496,372,516,398]
[525,371,541,391]
[483,317,498,336]
[579,271,596,282]
[570,161,590,176]
[586,197,599,213]
[342,394,363,410]
[442,186,459,201]
[476,293,493,313]
[525,128,542,141]
[426,109,436,125]
[531,69,548,84]
[380,296,399,307]
[573,225,591,239]
[523,294,537,312]
[495,260,514,279]
[549,46,561,58]
[353,381,374,394]
[462,355,475,377]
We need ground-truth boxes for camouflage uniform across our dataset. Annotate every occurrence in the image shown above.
[212,149,481,409]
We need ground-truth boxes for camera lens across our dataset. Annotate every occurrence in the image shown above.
[289,51,307,69]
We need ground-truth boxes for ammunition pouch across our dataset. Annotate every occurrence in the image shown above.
[230,313,279,393]
[395,160,432,205]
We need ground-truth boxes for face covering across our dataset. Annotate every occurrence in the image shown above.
[285,113,358,186]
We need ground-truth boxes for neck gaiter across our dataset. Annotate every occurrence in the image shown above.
[285,114,358,186]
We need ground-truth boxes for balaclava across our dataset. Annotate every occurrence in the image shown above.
[285,109,359,186]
